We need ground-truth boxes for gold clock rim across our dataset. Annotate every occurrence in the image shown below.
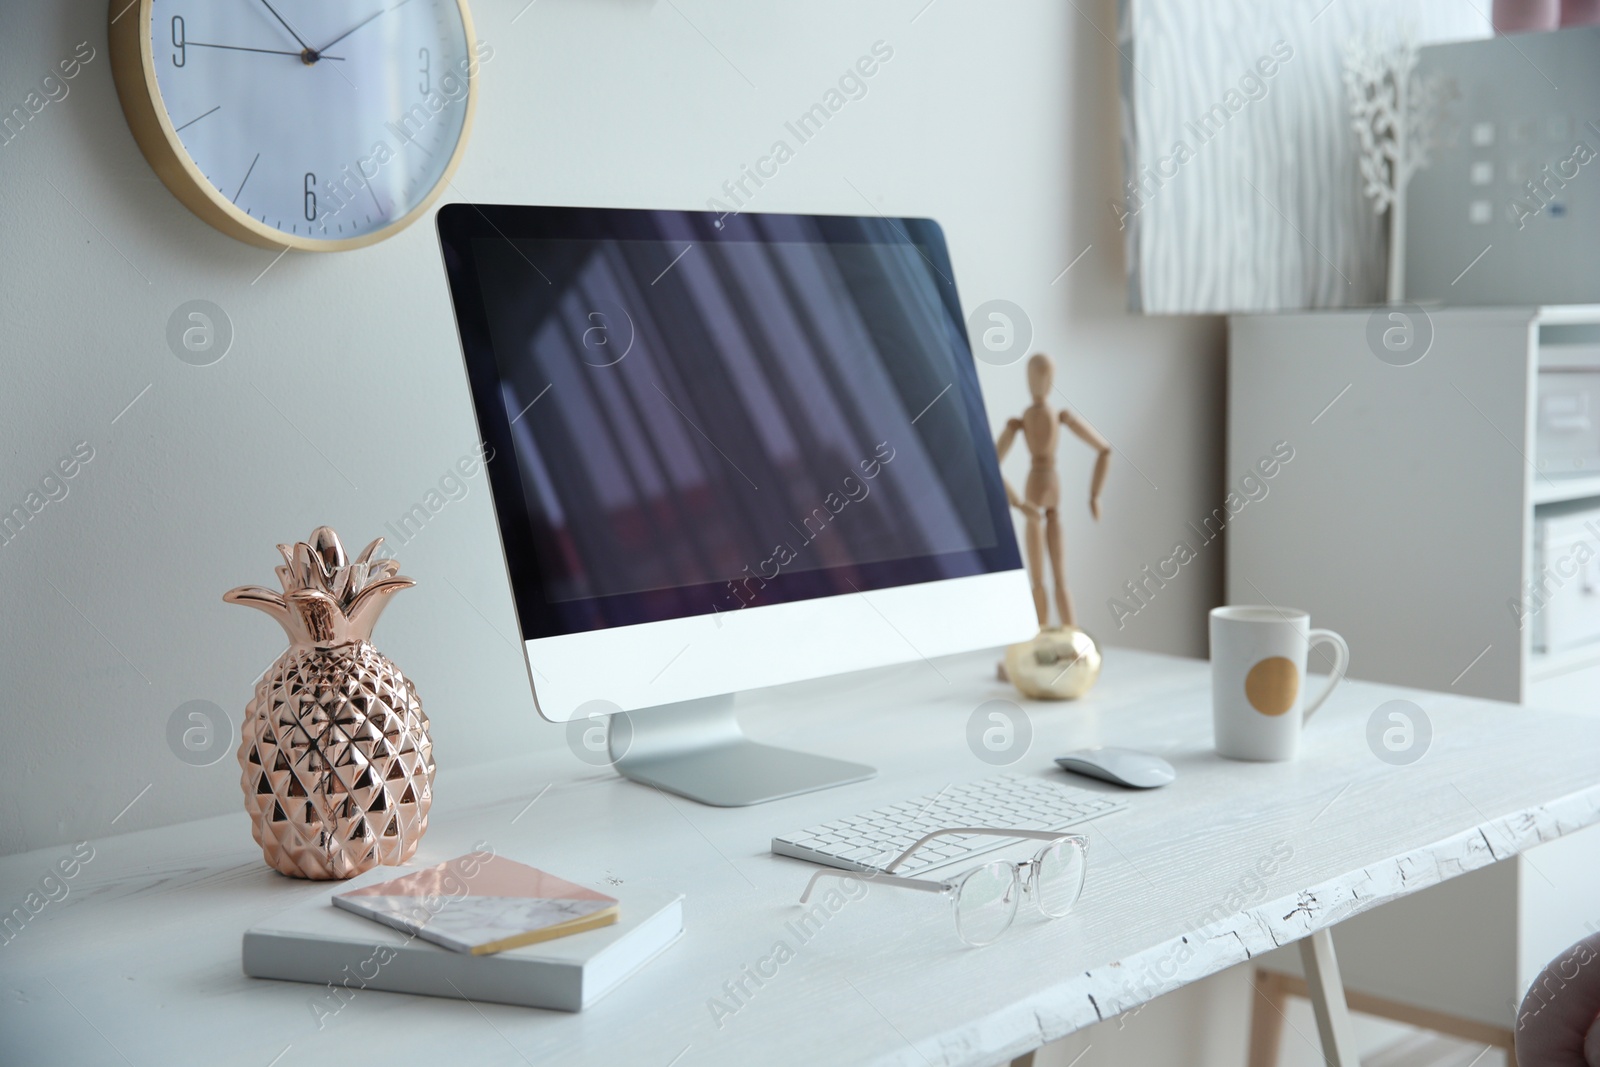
[108,0,477,253]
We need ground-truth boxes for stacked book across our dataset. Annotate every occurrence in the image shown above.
[243,852,683,1011]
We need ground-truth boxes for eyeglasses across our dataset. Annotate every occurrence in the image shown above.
[798,828,1089,947]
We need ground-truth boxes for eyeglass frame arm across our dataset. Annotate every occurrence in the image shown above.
[796,828,1087,904]
[798,868,944,903]
[886,827,1086,873]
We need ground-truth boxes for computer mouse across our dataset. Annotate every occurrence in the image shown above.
[1055,747,1175,789]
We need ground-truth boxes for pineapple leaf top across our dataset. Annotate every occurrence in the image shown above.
[225,527,414,648]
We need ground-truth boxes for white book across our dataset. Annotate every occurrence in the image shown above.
[242,877,683,1012]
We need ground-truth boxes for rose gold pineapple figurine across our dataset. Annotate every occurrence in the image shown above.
[225,527,435,879]
[996,353,1109,699]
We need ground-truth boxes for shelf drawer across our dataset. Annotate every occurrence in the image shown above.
[1531,506,1600,654]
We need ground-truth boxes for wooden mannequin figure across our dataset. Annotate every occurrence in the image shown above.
[996,353,1111,629]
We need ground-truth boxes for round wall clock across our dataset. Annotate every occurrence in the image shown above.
[109,0,481,251]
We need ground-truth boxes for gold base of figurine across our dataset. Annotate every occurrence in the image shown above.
[1002,626,1102,700]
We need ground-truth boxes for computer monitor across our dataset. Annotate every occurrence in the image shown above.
[436,204,1036,806]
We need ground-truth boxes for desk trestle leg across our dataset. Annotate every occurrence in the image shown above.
[1298,928,1361,1067]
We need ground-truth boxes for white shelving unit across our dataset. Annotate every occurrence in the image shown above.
[1227,305,1600,1045]
[1530,643,1600,682]
[1531,474,1600,506]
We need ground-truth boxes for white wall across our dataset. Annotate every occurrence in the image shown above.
[0,0,1223,856]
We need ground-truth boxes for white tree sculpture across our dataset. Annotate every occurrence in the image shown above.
[1343,35,1454,304]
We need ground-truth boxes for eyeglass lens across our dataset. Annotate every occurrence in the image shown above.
[954,860,1019,946]
[1034,839,1088,918]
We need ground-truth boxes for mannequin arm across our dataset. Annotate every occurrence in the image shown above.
[1061,409,1111,520]
[995,418,1022,462]
[995,418,1039,518]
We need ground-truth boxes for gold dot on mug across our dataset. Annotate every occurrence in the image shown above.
[1245,656,1300,716]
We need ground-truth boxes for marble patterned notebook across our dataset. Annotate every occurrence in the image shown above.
[333,854,619,955]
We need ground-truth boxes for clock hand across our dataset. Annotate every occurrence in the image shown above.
[186,40,345,60]
[256,0,313,52]
[314,0,416,55]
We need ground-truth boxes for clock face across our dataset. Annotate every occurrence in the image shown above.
[138,0,474,247]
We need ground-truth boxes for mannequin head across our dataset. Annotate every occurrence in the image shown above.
[1026,353,1053,400]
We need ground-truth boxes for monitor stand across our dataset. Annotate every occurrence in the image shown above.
[608,695,875,807]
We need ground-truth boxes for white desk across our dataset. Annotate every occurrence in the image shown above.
[4,648,1599,1066]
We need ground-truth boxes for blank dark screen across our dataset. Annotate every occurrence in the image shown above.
[469,219,1005,633]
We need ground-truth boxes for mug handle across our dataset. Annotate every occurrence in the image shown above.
[1301,629,1349,725]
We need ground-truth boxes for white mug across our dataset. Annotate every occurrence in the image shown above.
[1209,605,1349,762]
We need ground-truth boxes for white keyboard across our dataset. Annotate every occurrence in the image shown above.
[771,775,1127,876]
